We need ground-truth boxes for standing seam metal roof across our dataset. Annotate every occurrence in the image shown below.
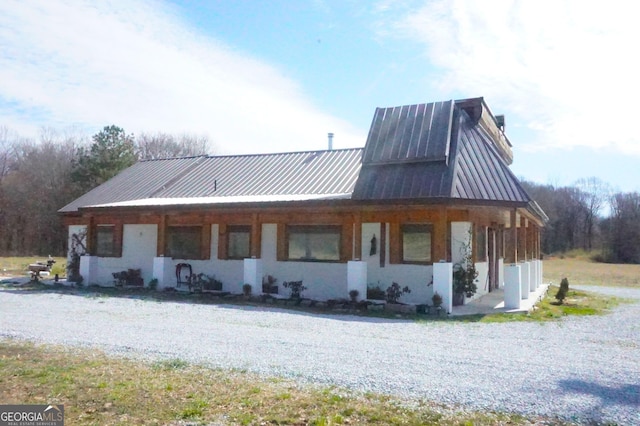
[59,149,363,212]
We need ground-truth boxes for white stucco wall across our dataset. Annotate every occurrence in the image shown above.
[260,224,348,300]
[94,224,158,286]
[360,222,433,304]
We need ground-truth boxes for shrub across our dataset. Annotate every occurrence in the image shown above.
[556,277,570,304]
[432,292,443,308]
[283,280,306,299]
[385,282,411,304]
[148,278,158,291]
[348,289,359,302]
[242,283,252,296]
[366,285,385,300]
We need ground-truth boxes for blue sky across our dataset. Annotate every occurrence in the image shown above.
[1,0,639,193]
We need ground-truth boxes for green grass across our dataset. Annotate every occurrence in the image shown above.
[450,285,628,323]
[0,340,557,425]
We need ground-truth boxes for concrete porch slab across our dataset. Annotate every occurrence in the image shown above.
[450,283,550,316]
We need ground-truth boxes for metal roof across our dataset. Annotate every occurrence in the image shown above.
[362,100,454,165]
[59,148,363,212]
[60,97,546,224]
[353,99,540,209]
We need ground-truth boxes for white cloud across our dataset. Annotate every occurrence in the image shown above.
[0,0,364,154]
[382,0,640,154]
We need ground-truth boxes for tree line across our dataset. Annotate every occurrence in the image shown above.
[0,125,209,256]
[522,178,640,263]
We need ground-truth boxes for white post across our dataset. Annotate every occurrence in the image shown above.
[529,261,536,292]
[153,256,174,289]
[433,262,453,314]
[504,264,522,309]
[539,260,544,285]
[347,260,367,301]
[520,262,530,299]
[243,258,263,295]
[498,258,505,289]
[79,255,98,285]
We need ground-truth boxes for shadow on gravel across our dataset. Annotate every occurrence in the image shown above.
[559,378,640,407]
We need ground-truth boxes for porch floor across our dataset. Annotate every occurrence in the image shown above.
[450,283,550,316]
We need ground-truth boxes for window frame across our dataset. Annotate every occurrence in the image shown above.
[167,225,203,260]
[400,223,433,264]
[285,224,342,262]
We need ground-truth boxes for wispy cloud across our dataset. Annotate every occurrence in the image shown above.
[379,0,640,154]
[0,0,363,153]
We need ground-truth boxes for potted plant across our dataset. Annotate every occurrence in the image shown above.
[452,230,478,306]
[242,283,252,298]
[432,292,443,308]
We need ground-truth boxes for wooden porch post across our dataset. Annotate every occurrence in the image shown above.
[86,215,95,255]
[353,212,362,260]
[508,209,517,263]
[518,216,527,261]
[157,214,167,257]
[250,213,261,258]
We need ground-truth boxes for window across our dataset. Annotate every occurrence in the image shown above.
[228,225,250,259]
[95,225,115,257]
[287,225,341,261]
[401,224,432,263]
[167,226,202,259]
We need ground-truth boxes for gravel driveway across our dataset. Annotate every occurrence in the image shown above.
[1,285,639,425]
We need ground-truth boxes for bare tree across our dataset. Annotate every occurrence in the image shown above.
[135,132,209,160]
[574,177,611,250]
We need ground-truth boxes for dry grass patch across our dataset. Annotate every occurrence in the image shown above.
[543,255,640,288]
[0,339,557,425]
[0,256,66,277]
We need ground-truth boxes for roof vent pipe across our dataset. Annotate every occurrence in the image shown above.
[328,132,334,151]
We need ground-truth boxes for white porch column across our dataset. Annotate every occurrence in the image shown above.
[520,262,530,299]
[539,260,544,285]
[529,261,536,292]
[504,264,522,309]
[79,255,98,285]
[347,260,367,301]
[498,258,505,289]
[153,256,174,289]
[243,258,263,295]
[433,262,453,314]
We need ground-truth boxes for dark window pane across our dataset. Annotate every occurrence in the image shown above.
[168,226,201,259]
[96,225,115,257]
[228,226,250,259]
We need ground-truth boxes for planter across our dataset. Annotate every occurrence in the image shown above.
[453,292,465,306]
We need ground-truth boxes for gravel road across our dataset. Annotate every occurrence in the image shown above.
[1,284,639,425]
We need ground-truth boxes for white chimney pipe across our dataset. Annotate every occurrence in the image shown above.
[328,132,334,150]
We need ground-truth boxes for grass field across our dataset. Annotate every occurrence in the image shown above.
[543,253,640,288]
[0,340,540,426]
